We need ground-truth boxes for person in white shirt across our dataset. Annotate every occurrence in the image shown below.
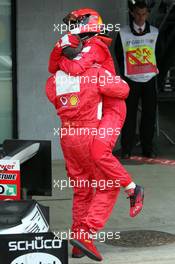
[114,1,159,158]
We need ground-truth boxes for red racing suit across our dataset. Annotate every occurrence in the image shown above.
[49,35,133,190]
[46,67,130,232]
[48,35,133,232]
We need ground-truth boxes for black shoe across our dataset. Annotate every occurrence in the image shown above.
[142,151,157,158]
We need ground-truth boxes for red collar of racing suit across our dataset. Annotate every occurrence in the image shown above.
[96,35,112,47]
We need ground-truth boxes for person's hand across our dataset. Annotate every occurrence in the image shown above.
[56,33,80,50]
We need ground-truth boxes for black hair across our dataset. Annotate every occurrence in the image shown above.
[133,2,149,10]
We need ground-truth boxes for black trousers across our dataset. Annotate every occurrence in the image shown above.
[121,77,157,154]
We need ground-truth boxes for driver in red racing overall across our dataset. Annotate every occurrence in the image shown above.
[47,8,144,261]
[46,66,129,261]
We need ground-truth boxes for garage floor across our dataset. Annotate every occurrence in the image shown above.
[34,100,175,264]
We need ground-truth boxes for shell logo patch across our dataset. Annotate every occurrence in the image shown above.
[69,95,79,106]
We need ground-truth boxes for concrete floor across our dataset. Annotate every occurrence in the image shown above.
[34,152,175,263]
[34,100,175,263]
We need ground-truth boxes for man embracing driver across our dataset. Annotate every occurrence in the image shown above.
[46,8,144,262]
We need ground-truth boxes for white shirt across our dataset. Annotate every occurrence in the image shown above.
[133,21,146,33]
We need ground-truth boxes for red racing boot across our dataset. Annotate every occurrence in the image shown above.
[126,185,144,217]
[70,228,103,261]
[72,246,85,258]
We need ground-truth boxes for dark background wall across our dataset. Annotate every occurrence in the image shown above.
[16,0,127,159]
